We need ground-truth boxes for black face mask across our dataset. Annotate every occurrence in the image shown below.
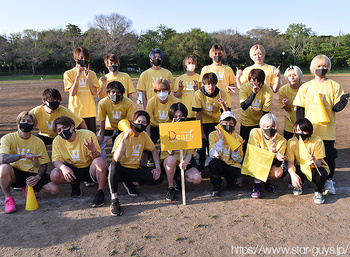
[109,94,122,103]
[315,68,328,77]
[109,65,119,72]
[19,123,33,132]
[263,128,277,138]
[46,101,60,110]
[132,123,147,133]
[295,133,310,141]
[213,55,222,63]
[59,128,73,140]
[151,59,162,66]
[77,59,88,67]
[222,124,235,134]
[174,117,186,122]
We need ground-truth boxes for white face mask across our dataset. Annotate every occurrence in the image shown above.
[158,91,168,101]
[186,64,195,72]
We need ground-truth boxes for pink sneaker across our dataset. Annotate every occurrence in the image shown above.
[5,196,16,213]
[21,186,39,198]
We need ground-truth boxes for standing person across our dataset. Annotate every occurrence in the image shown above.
[208,111,243,197]
[286,118,329,204]
[192,72,229,173]
[236,44,280,93]
[160,103,202,201]
[201,44,236,106]
[293,54,349,195]
[31,88,87,146]
[278,66,303,140]
[98,54,135,100]
[63,46,100,133]
[174,56,201,120]
[108,111,164,216]
[247,114,287,198]
[97,81,135,164]
[50,116,107,207]
[239,69,273,153]
[136,48,173,110]
[0,111,59,213]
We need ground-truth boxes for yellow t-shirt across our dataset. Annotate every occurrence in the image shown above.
[0,132,50,173]
[248,128,286,155]
[286,135,330,174]
[192,88,229,124]
[112,131,155,169]
[52,130,101,168]
[240,63,279,88]
[240,82,273,126]
[209,130,243,168]
[293,79,344,140]
[145,95,180,127]
[63,68,100,118]
[200,64,236,106]
[174,73,201,118]
[97,97,135,130]
[31,105,83,138]
[98,72,135,97]
[160,148,195,163]
[278,84,300,133]
[136,68,173,99]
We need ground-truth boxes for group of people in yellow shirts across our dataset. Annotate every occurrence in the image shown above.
[0,43,348,216]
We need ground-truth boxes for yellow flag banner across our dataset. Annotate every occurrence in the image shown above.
[241,144,275,182]
[216,124,241,151]
[299,137,312,181]
[159,120,202,151]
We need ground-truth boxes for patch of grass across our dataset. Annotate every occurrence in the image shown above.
[109,250,116,256]
[174,236,180,241]
[140,234,148,239]
[240,214,248,218]
[66,245,75,251]
[193,223,201,228]
[207,214,216,219]
[0,74,63,81]
[128,226,135,230]
[129,248,138,256]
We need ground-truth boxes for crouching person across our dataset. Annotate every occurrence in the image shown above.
[248,113,287,198]
[286,118,328,204]
[161,103,202,201]
[50,116,107,207]
[208,111,243,197]
[108,111,164,216]
[0,111,59,213]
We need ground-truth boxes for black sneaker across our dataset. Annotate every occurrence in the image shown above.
[92,189,105,207]
[71,182,81,198]
[122,182,139,196]
[264,179,275,193]
[110,198,122,216]
[173,177,181,191]
[211,185,221,197]
[166,187,176,201]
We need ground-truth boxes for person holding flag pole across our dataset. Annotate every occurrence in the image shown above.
[286,118,329,204]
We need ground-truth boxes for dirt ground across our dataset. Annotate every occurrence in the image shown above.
[0,75,349,257]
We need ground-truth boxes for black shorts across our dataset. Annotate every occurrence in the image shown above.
[37,134,54,146]
[66,164,96,183]
[11,167,51,192]
[160,159,195,178]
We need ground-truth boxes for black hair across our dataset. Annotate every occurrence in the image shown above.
[106,81,125,95]
[293,118,313,136]
[202,72,218,85]
[42,88,62,102]
[168,103,188,120]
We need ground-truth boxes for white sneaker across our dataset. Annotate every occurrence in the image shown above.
[314,192,325,204]
[324,180,336,195]
[292,187,302,195]
[84,181,95,187]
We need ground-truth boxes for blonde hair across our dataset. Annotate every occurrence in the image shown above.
[284,65,303,84]
[310,55,331,75]
[209,44,226,59]
[249,44,266,60]
[153,79,170,92]
[16,111,37,127]
[259,113,277,129]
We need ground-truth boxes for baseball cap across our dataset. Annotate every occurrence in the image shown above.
[220,111,236,122]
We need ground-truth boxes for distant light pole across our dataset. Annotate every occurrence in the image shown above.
[282,51,285,71]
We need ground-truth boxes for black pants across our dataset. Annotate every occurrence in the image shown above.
[198,123,216,171]
[209,158,241,186]
[83,117,96,134]
[323,140,337,179]
[37,134,54,146]
[295,165,327,193]
[108,162,164,194]
[240,124,259,154]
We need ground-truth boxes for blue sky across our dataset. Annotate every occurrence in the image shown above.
[1,0,349,36]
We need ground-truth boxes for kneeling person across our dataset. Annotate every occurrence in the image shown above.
[50,116,107,207]
[0,111,59,213]
[208,111,243,197]
[161,103,202,201]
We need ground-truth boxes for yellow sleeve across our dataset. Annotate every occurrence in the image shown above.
[192,91,202,111]
[126,75,135,94]
[313,137,326,160]
[293,84,306,107]
[262,87,273,112]
[286,138,296,162]
[126,100,135,121]
[239,83,250,103]
[97,99,107,122]
[0,135,11,154]
[63,70,73,91]
[36,139,50,165]
[209,131,218,151]
[90,72,101,90]
[247,129,260,147]
[52,138,64,163]
[278,85,287,109]
[276,137,287,155]
[333,81,345,105]
[143,133,155,151]
[111,132,124,154]
[136,72,146,92]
